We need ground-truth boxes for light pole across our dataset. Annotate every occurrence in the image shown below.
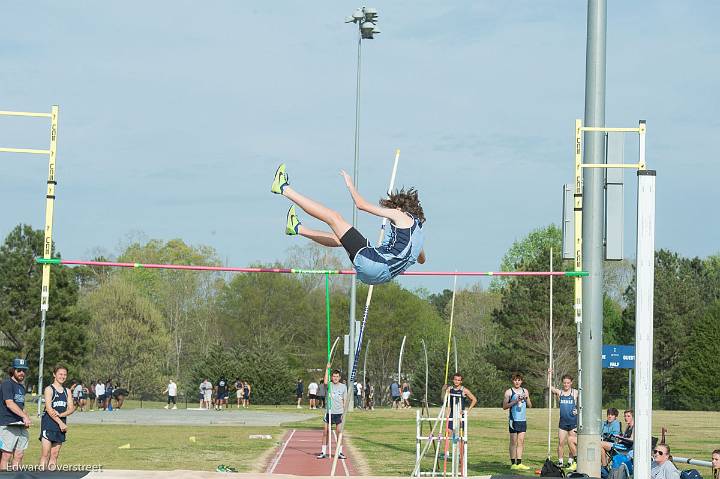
[345,6,380,412]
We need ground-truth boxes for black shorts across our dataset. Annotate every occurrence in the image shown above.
[296,393,303,399]
[324,413,343,425]
[509,420,527,434]
[392,396,401,402]
[340,227,369,261]
[168,395,176,404]
[309,394,317,400]
[559,423,577,432]
[40,429,66,444]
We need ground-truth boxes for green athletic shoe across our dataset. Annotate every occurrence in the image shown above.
[286,205,301,235]
[271,163,289,194]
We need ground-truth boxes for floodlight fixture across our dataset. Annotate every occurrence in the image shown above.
[361,21,376,39]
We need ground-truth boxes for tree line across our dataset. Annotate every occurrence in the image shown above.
[0,223,717,409]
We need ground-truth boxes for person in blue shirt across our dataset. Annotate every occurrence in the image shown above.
[390,381,401,409]
[602,408,622,437]
[0,358,32,471]
[271,164,426,285]
[548,369,579,471]
[39,364,75,470]
[503,372,533,471]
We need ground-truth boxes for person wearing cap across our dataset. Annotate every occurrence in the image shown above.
[0,358,32,471]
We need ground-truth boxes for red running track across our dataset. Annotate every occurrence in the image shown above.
[266,429,359,476]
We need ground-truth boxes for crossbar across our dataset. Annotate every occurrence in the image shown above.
[0,147,51,155]
[0,110,52,118]
[35,258,589,277]
[579,126,641,133]
[581,163,642,169]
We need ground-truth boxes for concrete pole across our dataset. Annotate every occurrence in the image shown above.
[577,1,606,475]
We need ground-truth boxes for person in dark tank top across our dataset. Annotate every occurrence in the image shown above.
[39,364,76,470]
[548,369,579,471]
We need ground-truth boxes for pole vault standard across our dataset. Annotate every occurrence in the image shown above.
[35,258,589,277]
[573,119,654,477]
[0,107,59,415]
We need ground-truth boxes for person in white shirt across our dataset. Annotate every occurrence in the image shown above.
[163,380,177,410]
[201,379,213,409]
[94,381,106,411]
[308,380,319,410]
[354,382,363,408]
[651,444,680,479]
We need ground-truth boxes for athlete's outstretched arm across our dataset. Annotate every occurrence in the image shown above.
[340,170,412,227]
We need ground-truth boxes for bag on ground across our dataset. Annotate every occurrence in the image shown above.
[541,458,565,477]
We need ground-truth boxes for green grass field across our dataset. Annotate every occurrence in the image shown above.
[16,402,720,475]
[334,407,720,476]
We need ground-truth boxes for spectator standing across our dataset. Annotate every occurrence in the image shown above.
[104,380,113,411]
[365,383,374,410]
[390,380,401,409]
[242,381,251,408]
[308,379,319,410]
[234,379,243,408]
[72,382,84,412]
[401,379,412,408]
[216,377,229,410]
[317,380,326,409]
[296,379,304,409]
[94,380,106,411]
[163,380,178,410]
[651,443,680,479]
[0,359,32,471]
[88,381,96,411]
[201,379,213,409]
[354,382,363,409]
[39,364,75,471]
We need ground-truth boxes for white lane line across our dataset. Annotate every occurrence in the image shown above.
[341,454,350,476]
[268,429,296,474]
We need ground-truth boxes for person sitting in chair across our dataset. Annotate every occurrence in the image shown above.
[601,409,634,467]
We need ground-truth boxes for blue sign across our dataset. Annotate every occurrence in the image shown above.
[602,344,635,369]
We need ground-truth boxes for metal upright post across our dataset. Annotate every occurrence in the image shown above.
[577,1,606,475]
[348,29,362,413]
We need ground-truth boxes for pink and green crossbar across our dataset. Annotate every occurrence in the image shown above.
[36,258,589,277]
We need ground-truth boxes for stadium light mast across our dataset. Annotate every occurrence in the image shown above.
[345,7,380,413]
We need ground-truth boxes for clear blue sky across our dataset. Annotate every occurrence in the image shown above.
[1,2,718,292]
